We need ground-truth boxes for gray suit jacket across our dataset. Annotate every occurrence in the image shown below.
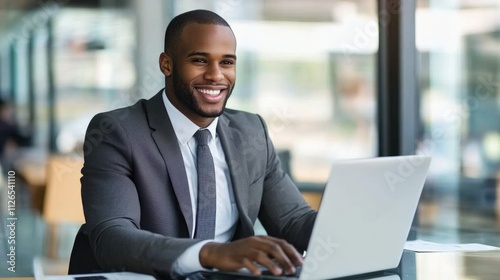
[71,90,317,278]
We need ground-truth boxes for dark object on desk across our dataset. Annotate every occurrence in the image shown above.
[74,276,108,280]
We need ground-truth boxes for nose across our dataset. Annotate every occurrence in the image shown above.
[203,63,224,82]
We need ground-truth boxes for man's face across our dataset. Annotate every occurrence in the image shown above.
[161,23,237,126]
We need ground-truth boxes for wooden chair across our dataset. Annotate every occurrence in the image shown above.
[43,154,85,258]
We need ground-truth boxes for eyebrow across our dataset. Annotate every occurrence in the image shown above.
[187,51,237,60]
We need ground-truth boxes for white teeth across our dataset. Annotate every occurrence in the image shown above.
[197,88,221,96]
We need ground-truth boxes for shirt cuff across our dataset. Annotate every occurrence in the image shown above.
[171,240,214,277]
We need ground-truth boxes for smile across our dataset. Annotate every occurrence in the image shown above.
[197,88,221,96]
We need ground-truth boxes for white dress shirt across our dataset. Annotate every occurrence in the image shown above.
[162,91,239,275]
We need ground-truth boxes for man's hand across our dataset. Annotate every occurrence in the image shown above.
[199,236,303,276]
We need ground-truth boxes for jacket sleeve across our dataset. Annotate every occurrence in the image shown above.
[255,115,317,252]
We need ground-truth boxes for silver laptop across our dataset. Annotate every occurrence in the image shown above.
[299,155,430,279]
[200,155,430,280]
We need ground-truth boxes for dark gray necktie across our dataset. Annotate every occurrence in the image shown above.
[193,129,216,239]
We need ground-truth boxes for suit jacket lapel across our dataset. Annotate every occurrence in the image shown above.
[145,91,194,237]
[217,115,254,236]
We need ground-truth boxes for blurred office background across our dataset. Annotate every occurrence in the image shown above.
[0,0,498,277]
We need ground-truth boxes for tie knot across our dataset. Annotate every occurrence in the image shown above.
[194,129,212,146]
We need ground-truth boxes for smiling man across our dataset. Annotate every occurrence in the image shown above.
[69,10,317,279]
[161,21,236,127]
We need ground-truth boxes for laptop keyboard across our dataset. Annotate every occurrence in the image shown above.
[198,266,302,280]
[261,266,301,279]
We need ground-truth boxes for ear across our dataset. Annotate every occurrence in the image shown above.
[159,52,173,77]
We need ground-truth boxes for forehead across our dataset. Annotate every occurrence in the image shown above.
[175,23,236,55]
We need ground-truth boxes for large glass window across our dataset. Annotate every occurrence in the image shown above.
[32,28,50,149]
[53,7,135,153]
[416,0,500,243]
[12,39,30,128]
[175,0,378,187]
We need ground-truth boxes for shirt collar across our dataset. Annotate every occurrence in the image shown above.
[162,89,219,145]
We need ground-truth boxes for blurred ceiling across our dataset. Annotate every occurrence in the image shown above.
[0,0,39,12]
[0,0,38,22]
[0,0,38,45]
[0,0,129,45]
[0,0,498,42]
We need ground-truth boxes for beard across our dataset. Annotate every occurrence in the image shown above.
[171,68,233,118]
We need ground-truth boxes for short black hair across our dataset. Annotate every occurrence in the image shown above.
[164,9,232,53]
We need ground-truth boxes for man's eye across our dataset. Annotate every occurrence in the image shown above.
[221,60,234,65]
[192,59,207,63]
